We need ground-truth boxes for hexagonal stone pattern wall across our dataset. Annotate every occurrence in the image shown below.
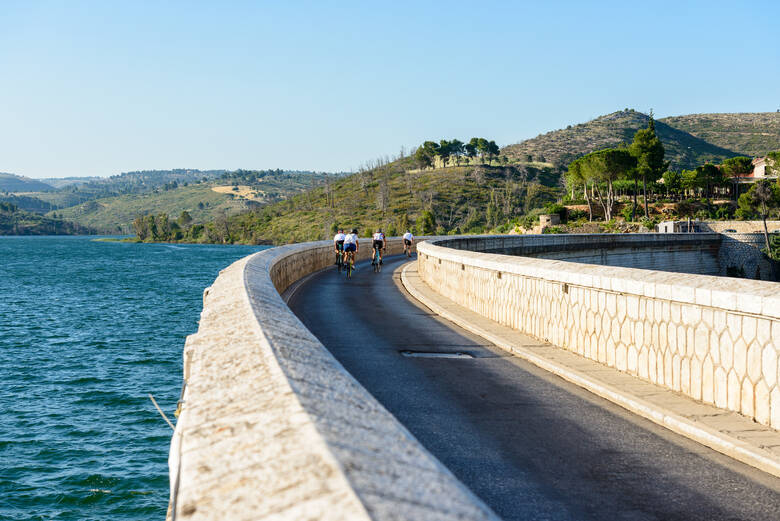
[418,236,780,430]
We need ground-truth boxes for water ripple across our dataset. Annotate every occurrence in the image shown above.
[0,236,265,520]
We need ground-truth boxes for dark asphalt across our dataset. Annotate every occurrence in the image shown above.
[288,255,780,521]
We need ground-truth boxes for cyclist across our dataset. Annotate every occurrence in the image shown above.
[372,228,386,266]
[402,230,414,257]
[333,228,346,266]
[343,228,359,269]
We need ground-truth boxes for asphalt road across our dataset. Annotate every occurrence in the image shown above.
[288,254,780,521]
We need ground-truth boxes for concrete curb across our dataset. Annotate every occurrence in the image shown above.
[401,262,780,480]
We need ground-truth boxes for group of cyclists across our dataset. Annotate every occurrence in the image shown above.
[332,228,415,275]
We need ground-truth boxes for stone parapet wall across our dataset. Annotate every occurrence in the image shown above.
[168,237,498,521]
[417,235,780,430]
[700,220,780,233]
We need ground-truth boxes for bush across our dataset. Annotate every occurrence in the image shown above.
[542,225,565,234]
[567,209,588,221]
[620,204,640,221]
[544,203,566,221]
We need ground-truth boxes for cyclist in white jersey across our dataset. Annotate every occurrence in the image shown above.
[372,229,386,266]
[333,228,346,265]
[402,230,414,257]
[343,228,359,268]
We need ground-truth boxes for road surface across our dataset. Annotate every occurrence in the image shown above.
[288,255,780,521]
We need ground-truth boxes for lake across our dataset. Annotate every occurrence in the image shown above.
[0,236,266,520]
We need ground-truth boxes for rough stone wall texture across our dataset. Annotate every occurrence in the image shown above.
[718,233,779,281]
[700,220,780,233]
[417,235,780,430]
[168,238,498,521]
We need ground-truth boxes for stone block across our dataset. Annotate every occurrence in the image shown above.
[741,379,755,418]
[690,357,702,401]
[727,370,741,412]
[673,354,682,391]
[616,344,627,371]
[714,367,728,408]
[755,381,771,426]
[628,345,639,375]
[681,358,691,395]
[694,324,709,361]
[772,388,780,429]
[747,341,763,384]
[742,316,758,346]
[763,345,778,388]
[701,357,714,404]
[734,338,748,378]
[756,318,772,347]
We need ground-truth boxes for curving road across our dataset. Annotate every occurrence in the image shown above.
[288,254,780,521]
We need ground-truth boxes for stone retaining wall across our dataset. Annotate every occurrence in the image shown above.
[718,233,779,281]
[168,237,499,521]
[417,235,780,430]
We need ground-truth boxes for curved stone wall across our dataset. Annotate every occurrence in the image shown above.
[417,235,780,430]
[167,238,499,521]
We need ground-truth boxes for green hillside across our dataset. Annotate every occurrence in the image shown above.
[0,202,93,235]
[658,112,780,158]
[50,171,338,233]
[502,110,741,171]
[162,158,559,244]
[0,173,54,193]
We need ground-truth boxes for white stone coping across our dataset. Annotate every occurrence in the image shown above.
[168,238,499,521]
[418,234,780,319]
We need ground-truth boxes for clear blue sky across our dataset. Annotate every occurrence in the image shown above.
[2,1,779,178]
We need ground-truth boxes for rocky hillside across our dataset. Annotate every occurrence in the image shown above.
[659,112,780,158]
[502,110,746,171]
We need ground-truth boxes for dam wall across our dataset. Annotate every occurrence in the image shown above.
[167,237,498,521]
[417,235,780,430]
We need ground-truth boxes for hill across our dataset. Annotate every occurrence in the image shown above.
[658,112,780,158]
[160,159,559,244]
[0,202,93,235]
[0,173,54,193]
[49,171,339,233]
[502,110,743,171]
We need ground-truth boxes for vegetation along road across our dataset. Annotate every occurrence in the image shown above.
[288,255,780,521]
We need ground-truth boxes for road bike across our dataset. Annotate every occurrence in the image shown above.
[371,245,382,273]
[344,250,355,279]
[335,246,344,272]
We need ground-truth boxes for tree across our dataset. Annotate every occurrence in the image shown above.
[662,170,682,199]
[681,169,703,197]
[178,210,193,228]
[437,140,452,167]
[578,148,636,221]
[720,156,753,199]
[630,118,667,218]
[449,139,464,166]
[737,180,780,250]
[696,163,725,199]
[465,139,478,161]
[486,140,500,164]
[566,158,593,221]
[415,141,439,169]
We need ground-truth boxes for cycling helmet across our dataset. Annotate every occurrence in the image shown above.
[351,228,358,234]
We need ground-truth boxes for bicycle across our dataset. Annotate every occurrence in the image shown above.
[371,245,382,273]
[404,242,412,258]
[344,250,355,279]
[335,246,344,272]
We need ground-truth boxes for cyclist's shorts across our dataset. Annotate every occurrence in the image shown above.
[335,240,344,250]
[344,243,356,252]
[403,239,412,246]
[373,240,384,250]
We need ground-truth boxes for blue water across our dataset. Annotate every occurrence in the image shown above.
[0,236,266,520]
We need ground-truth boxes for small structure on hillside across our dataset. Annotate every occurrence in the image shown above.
[656,220,700,233]
[539,214,560,229]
